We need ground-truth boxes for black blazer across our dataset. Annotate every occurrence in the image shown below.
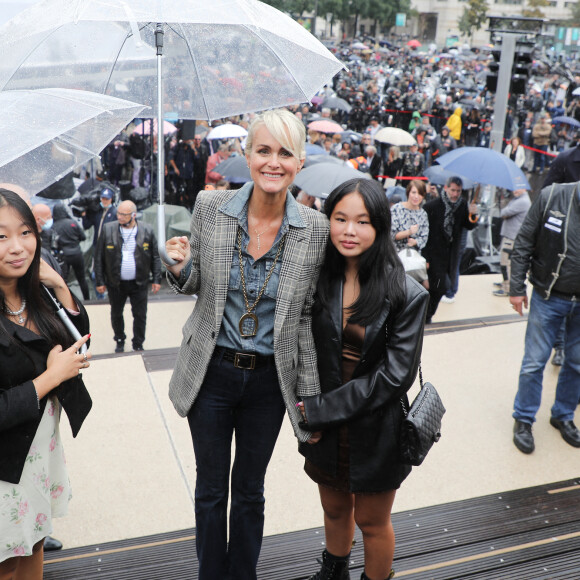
[422,197,477,292]
[300,276,428,492]
[0,299,92,484]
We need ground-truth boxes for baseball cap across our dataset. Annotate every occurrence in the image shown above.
[100,188,114,199]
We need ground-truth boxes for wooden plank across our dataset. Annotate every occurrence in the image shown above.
[43,478,580,580]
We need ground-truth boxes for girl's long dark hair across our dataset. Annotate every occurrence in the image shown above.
[0,189,72,348]
[317,178,406,325]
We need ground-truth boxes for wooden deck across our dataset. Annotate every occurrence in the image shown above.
[44,478,580,579]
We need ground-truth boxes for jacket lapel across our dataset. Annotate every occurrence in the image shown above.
[214,211,237,324]
[360,297,391,360]
[273,225,311,339]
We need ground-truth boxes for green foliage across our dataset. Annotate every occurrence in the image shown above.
[571,0,580,24]
[261,0,413,32]
[522,0,548,18]
[458,0,489,40]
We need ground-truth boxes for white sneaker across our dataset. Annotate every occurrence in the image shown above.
[441,295,455,304]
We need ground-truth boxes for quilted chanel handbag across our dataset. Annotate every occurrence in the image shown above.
[399,365,445,466]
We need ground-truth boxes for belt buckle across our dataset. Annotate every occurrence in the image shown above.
[234,352,256,370]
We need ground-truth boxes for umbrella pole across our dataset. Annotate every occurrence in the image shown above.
[155,23,176,266]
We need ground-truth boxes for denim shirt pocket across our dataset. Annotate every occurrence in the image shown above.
[228,253,241,290]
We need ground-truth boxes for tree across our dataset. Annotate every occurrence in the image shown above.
[522,0,552,18]
[568,0,580,23]
[522,0,548,18]
[458,0,489,42]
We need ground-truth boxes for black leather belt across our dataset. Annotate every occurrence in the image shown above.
[546,289,578,302]
[213,347,274,370]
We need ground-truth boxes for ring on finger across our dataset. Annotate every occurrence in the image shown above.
[82,353,88,362]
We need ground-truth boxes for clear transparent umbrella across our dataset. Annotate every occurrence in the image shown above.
[0,88,145,197]
[0,0,344,262]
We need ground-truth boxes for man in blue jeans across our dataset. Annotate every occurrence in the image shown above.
[510,181,580,453]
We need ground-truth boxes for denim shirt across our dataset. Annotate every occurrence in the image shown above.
[216,183,306,355]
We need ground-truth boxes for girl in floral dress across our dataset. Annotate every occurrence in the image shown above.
[0,189,92,579]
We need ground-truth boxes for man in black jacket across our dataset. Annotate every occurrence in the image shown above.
[510,182,580,453]
[94,200,161,352]
[422,176,478,322]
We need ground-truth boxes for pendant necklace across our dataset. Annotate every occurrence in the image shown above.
[5,298,27,324]
[237,226,285,338]
[249,211,272,252]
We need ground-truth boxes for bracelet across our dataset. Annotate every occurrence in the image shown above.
[34,386,40,409]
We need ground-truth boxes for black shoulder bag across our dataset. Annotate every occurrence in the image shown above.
[399,364,446,466]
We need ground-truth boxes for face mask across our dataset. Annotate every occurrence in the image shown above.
[41,218,53,231]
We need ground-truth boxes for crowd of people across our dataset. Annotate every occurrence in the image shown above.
[2,40,580,580]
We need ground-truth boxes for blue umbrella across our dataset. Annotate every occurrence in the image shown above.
[214,156,251,184]
[424,165,476,189]
[303,154,343,168]
[293,161,371,198]
[305,143,328,156]
[435,147,530,191]
[551,116,580,128]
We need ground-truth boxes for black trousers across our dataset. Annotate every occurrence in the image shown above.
[107,280,148,348]
[61,252,90,300]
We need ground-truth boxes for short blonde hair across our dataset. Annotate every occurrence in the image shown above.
[246,109,306,161]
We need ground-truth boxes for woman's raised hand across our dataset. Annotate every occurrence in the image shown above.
[33,334,92,399]
[165,236,190,277]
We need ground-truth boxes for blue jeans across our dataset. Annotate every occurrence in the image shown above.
[187,352,286,580]
[533,145,549,172]
[513,290,580,423]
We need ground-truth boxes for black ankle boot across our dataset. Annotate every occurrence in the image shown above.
[307,549,350,580]
[360,569,396,579]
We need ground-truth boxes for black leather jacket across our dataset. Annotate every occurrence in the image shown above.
[300,276,428,492]
[94,220,161,288]
[510,183,580,299]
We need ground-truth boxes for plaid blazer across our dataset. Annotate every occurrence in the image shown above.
[168,188,329,442]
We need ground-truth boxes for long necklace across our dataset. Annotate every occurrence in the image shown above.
[237,227,285,338]
[5,298,27,324]
[249,211,273,252]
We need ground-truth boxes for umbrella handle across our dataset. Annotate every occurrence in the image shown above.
[41,285,87,354]
[157,204,178,266]
[469,184,480,224]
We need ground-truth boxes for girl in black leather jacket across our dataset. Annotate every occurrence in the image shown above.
[299,179,428,580]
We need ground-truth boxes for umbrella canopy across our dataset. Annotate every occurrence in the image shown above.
[322,96,352,113]
[133,119,178,136]
[305,143,328,156]
[424,165,475,189]
[303,154,343,168]
[214,156,251,184]
[308,120,344,134]
[551,115,580,128]
[0,88,145,196]
[573,87,580,96]
[207,123,248,140]
[0,0,344,122]
[293,161,371,198]
[407,39,421,48]
[373,127,416,146]
[351,42,369,50]
[436,147,530,191]
[0,0,343,263]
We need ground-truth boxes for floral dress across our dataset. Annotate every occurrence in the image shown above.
[0,396,71,561]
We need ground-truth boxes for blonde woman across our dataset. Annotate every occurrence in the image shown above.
[164,109,328,580]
